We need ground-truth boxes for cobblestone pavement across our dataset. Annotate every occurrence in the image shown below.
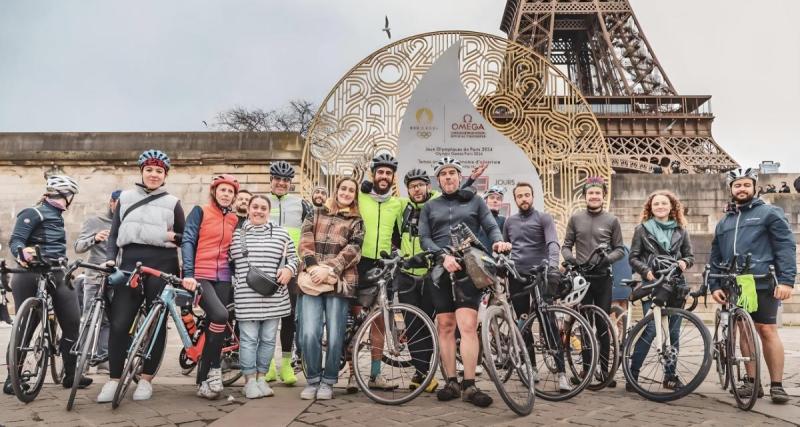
[1,325,798,427]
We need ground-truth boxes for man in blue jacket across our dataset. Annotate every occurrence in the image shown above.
[710,168,797,404]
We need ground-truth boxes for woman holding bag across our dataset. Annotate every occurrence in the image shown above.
[229,195,298,399]
[297,177,364,401]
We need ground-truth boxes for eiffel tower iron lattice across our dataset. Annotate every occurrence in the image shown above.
[501,0,739,173]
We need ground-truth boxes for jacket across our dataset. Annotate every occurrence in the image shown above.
[9,200,67,261]
[709,198,796,290]
[629,223,694,283]
[108,184,184,261]
[397,191,440,276]
[419,190,502,255]
[267,193,312,250]
[182,204,239,281]
[358,191,403,260]
[74,209,113,283]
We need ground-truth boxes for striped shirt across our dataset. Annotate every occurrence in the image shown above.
[230,221,298,321]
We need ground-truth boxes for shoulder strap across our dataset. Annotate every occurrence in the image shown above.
[122,192,169,223]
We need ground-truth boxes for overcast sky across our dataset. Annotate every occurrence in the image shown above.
[1,0,798,171]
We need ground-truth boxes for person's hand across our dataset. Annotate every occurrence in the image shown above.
[678,260,687,271]
[277,268,293,286]
[711,289,727,304]
[443,255,461,273]
[775,284,794,301]
[104,260,116,268]
[166,231,176,242]
[309,266,326,284]
[182,277,198,291]
[470,161,488,180]
[95,229,110,243]
[17,247,36,267]
[492,241,512,253]
[646,271,656,282]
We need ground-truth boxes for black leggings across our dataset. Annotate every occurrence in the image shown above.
[196,280,231,384]
[279,279,297,356]
[108,247,179,379]
[581,274,612,373]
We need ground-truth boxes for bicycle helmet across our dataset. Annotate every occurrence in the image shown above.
[560,273,590,307]
[726,167,758,187]
[483,185,506,200]
[269,161,295,179]
[433,156,463,176]
[138,149,171,172]
[371,153,398,172]
[210,174,240,193]
[46,175,79,195]
[404,168,430,186]
[582,176,607,195]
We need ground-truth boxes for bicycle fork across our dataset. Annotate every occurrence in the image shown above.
[652,306,677,371]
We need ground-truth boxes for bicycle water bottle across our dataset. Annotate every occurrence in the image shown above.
[719,310,729,328]
[181,308,197,336]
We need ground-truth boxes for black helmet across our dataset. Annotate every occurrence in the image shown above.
[404,168,430,186]
[371,153,398,172]
[270,161,295,179]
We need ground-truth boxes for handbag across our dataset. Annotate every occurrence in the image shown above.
[239,227,280,297]
[297,265,337,296]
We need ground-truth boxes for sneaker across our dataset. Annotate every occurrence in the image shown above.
[346,374,359,394]
[279,361,297,386]
[558,373,572,392]
[256,378,274,397]
[409,374,439,393]
[300,384,318,400]
[264,359,277,382]
[607,379,617,388]
[95,361,110,375]
[196,381,220,400]
[96,380,118,403]
[626,379,636,392]
[730,381,764,398]
[62,374,94,389]
[770,385,789,404]
[662,375,684,390]
[368,374,398,390]
[207,368,224,393]
[316,383,333,400]
[132,379,153,401]
[532,369,539,384]
[462,385,493,408]
[244,378,264,399]
[436,379,461,402]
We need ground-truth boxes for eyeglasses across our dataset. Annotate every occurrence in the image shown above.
[272,177,291,183]
[408,182,428,191]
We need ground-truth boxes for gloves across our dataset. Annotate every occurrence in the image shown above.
[360,180,373,194]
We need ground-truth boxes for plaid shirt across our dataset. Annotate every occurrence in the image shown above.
[299,205,364,298]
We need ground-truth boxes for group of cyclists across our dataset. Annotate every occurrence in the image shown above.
[2,146,796,413]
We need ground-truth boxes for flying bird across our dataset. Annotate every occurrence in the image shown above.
[382,15,391,39]
[202,120,208,127]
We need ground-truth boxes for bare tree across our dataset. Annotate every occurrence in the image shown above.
[214,100,316,137]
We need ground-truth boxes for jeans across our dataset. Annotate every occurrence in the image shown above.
[629,301,682,378]
[82,282,110,359]
[239,319,280,375]
[297,293,348,385]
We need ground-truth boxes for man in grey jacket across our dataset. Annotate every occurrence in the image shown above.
[73,190,120,373]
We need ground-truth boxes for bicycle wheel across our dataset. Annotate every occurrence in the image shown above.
[712,308,729,390]
[67,301,101,410]
[622,307,711,402]
[113,305,162,409]
[49,317,64,384]
[482,305,534,416]
[8,297,49,403]
[521,305,597,401]
[352,304,438,405]
[579,305,619,391]
[728,309,761,411]
[221,321,242,386]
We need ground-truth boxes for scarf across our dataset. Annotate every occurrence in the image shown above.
[369,188,392,203]
[643,218,677,252]
[45,197,67,211]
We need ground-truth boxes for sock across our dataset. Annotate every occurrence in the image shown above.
[462,379,475,390]
[447,376,458,385]
[370,360,381,378]
[771,382,783,388]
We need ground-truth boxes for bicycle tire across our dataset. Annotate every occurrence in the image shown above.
[352,303,439,405]
[49,317,64,385]
[622,307,711,402]
[579,305,619,391]
[729,309,761,411]
[8,297,49,403]
[67,301,102,410]
[712,308,729,390]
[482,305,534,416]
[113,305,163,409]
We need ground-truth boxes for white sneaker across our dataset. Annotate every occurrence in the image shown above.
[475,364,484,376]
[132,379,153,401]
[244,379,264,399]
[256,378,274,397]
[368,374,398,390]
[207,368,224,393]
[316,383,333,400]
[196,381,220,400]
[300,384,318,400]
[557,373,572,392]
[96,380,118,403]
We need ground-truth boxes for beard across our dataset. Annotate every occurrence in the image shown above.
[374,178,391,195]
[733,191,754,205]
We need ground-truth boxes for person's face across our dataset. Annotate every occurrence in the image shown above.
[141,166,166,190]
[650,194,672,221]
[248,198,270,225]
[373,167,395,192]
[437,168,461,194]
[731,179,755,203]
[109,199,119,213]
[312,189,327,206]
[514,187,533,211]
[486,193,503,211]
[585,187,605,209]
[214,183,236,208]
[271,176,291,196]
[336,180,357,206]
[407,180,429,203]
[235,192,252,214]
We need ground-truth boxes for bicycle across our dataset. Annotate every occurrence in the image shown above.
[703,253,776,410]
[620,255,711,402]
[177,302,242,387]
[2,246,68,403]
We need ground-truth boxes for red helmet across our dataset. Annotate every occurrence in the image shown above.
[210,174,240,193]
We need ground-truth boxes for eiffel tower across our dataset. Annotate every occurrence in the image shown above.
[500,0,738,174]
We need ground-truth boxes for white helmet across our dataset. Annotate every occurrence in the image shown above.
[433,156,463,177]
[560,274,590,307]
[46,175,79,195]
[725,167,758,187]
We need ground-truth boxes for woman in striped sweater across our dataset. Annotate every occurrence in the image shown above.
[229,195,298,399]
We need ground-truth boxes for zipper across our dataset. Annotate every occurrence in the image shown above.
[733,209,742,259]
[375,202,382,259]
